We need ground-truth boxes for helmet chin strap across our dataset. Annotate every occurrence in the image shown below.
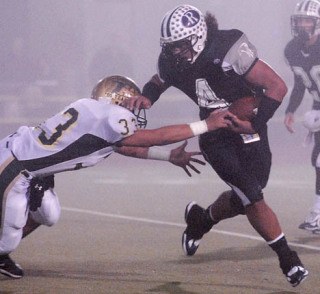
[189,35,206,64]
[190,49,202,64]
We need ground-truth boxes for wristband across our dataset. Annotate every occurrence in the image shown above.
[189,120,208,136]
[251,95,281,131]
[147,147,171,161]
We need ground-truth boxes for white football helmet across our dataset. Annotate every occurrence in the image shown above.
[91,75,147,128]
[291,0,320,39]
[160,5,207,64]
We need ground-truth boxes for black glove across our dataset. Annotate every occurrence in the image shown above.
[29,175,55,211]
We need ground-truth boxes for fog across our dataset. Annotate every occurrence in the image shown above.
[0,3,317,288]
[0,3,315,254]
[0,0,313,145]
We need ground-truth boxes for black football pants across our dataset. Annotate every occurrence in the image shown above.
[199,126,271,206]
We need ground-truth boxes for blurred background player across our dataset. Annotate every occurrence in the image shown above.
[284,0,320,234]
[126,4,309,287]
[0,75,233,279]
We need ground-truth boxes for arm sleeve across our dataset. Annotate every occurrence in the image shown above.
[142,74,170,105]
[285,74,306,114]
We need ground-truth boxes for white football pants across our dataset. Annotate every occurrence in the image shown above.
[0,147,61,255]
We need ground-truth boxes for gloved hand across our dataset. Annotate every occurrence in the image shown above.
[28,175,55,211]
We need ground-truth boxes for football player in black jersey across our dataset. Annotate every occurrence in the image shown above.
[126,4,308,287]
[284,0,320,234]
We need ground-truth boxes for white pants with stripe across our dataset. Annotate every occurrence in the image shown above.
[0,144,61,255]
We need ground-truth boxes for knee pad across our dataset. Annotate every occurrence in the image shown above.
[30,189,61,226]
[0,227,23,254]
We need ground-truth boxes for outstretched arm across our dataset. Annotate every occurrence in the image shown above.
[118,109,235,148]
[115,141,205,177]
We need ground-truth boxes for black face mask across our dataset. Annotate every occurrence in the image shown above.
[295,30,310,45]
[160,50,189,73]
[161,39,195,73]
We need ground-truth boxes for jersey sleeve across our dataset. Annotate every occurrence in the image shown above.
[222,33,258,75]
[107,106,138,142]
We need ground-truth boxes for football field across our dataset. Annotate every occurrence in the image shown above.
[1,97,320,293]
[1,143,320,293]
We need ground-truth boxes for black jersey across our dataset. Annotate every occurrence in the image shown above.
[284,37,320,112]
[157,29,271,204]
[158,29,260,119]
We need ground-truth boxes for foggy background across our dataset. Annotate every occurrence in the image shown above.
[0,0,296,94]
[1,3,319,291]
[0,0,314,162]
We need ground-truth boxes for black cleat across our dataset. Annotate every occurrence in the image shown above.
[0,254,24,279]
[280,251,308,287]
[286,265,308,287]
[298,210,320,232]
[182,201,214,256]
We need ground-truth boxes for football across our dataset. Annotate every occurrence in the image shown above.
[228,96,260,121]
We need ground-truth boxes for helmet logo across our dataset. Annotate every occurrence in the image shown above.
[182,10,200,27]
[160,5,207,64]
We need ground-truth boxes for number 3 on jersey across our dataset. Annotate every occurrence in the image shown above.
[118,117,137,136]
[38,108,78,145]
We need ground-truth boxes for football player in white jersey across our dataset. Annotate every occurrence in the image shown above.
[0,75,233,278]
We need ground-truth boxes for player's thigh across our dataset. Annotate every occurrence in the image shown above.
[242,134,272,189]
[0,149,29,230]
[200,135,264,203]
[0,176,29,253]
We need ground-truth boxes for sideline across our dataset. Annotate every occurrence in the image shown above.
[62,206,320,252]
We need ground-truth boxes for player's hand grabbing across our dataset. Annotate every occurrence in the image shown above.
[169,141,205,177]
[205,109,235,131]
[123,95,152,111]
[227,115,256,134]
